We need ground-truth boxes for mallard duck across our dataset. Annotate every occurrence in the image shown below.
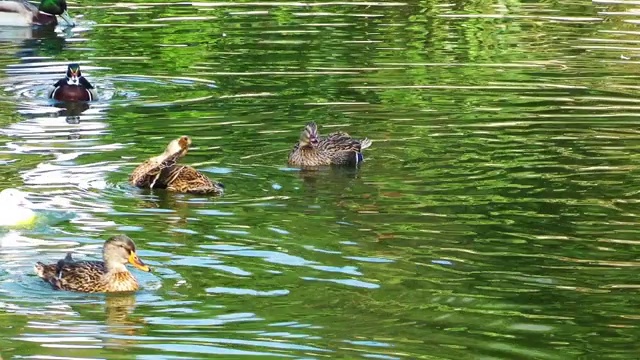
[129,135,224,195]
[0,0,75,27]
[48,63,97,102]
[34,235,151,293]
[0,188,36,227]
[288,121,372,167]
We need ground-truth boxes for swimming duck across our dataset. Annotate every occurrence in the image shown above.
[34,235,151,293]
[0,188,36,227]
[48,63,97,102]
[288,121,372,167]
[0,0,75,27]
[129,135,224,195]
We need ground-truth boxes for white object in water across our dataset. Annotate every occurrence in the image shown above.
[0,188,36,226]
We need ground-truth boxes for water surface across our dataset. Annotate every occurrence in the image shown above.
[0,0,638,359]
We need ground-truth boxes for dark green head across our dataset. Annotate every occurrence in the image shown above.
[39,0,67,15]
[39,0,75,26]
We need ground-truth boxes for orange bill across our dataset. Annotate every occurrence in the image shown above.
[128,252,151,272]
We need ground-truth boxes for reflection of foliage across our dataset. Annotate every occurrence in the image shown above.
[38,0,596,113]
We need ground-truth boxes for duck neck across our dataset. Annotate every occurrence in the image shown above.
[105,261,128,274]
[35,11,57,26]
[151,150,172,164]
[156,150,183,167]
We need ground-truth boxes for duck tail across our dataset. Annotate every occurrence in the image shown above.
[360,138,372,150]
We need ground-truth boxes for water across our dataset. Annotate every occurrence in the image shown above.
[0,0,637,358]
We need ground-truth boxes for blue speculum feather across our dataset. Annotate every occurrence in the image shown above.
[356,152,364,164]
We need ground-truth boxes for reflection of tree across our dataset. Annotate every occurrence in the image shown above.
[0,312,28,357]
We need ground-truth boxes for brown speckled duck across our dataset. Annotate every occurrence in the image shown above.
[288,121,372,167]
[129,135,224,195]
[34,235,151,293]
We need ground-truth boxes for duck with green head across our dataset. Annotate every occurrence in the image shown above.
[49,63,98,102]
[0,0,75,27]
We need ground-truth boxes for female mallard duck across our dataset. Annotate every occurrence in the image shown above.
[0,188,36,227]
[129,135,224,195]
[48,63,97,102]
[288,121,372,167]
[34,235,151,293]
[0,0,75,27]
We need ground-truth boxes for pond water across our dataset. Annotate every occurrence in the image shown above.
[0,0,638,359]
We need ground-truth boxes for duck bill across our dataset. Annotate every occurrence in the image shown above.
[128,252,151,272]
[59,10,75,27]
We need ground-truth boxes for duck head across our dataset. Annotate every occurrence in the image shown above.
[299,121,319,149]
[103,235,151,273]
[162,135,191,160]
[64,63,83,86]
[39,0,75,26]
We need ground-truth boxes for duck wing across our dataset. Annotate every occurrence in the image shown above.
[321,132,371,152]
[55,252,74,273]
[164,165,224,194]
[129,152,185,189]
[130,159,163,188]
[319,132,372,165]
[37,260,107,292]
[34,252,72,278]
[79,77,94,89]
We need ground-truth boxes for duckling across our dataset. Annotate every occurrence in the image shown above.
[34,235,151,293]
[288,121,372,167]
[0,188,36,227]
[48,63,97,102]
[0,0,75,27]
[129,136,224,195]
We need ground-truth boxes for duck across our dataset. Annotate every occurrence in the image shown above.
[0,0,75,27]
[34,235,151,293]
[48,63,97,102]
[129,135,224,195]
[0,188,36,227]
[288,121,372,167]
